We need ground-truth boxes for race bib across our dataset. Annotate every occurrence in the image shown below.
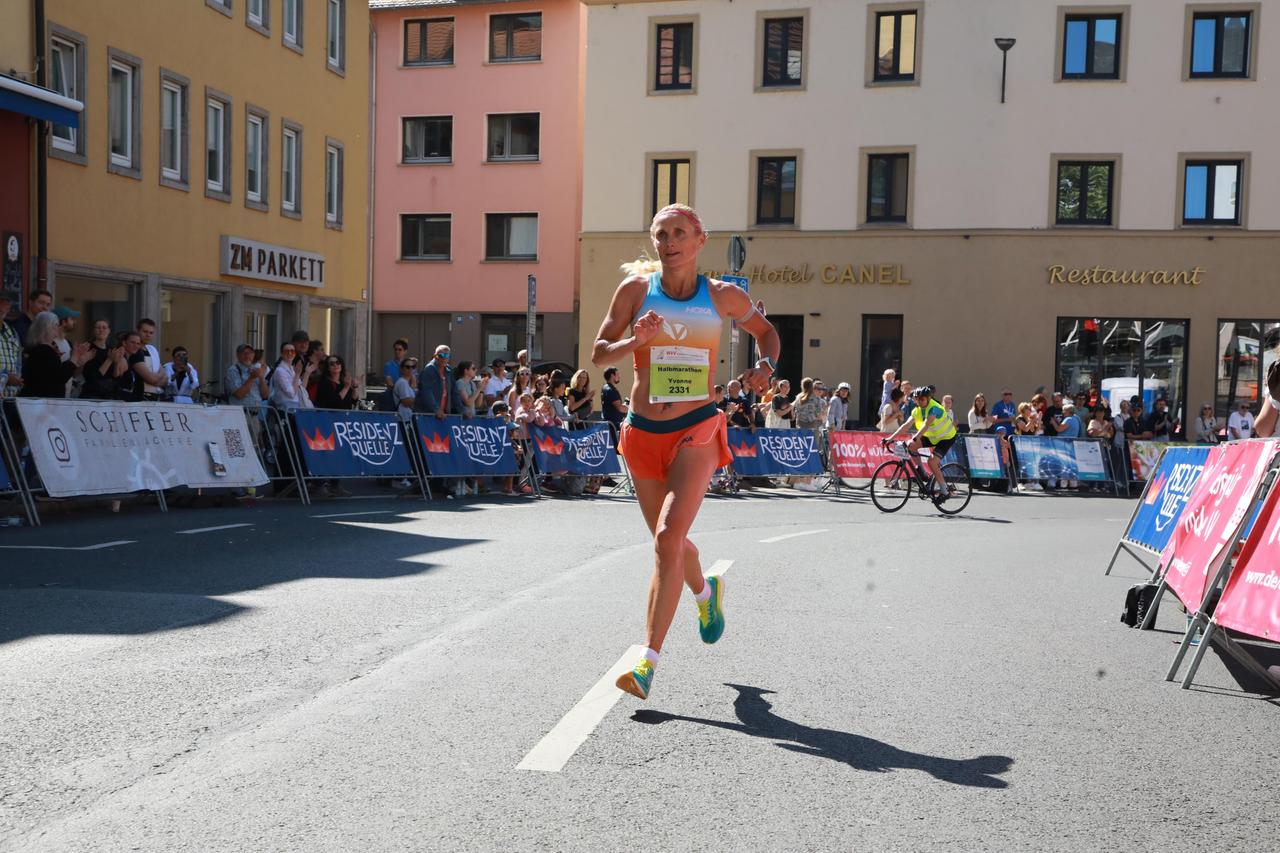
[649,345,710,404]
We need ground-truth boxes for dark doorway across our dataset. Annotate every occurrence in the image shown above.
[861,314,903,424]
[766,314,805,391]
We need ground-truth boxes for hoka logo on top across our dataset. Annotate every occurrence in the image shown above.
[303,429,336,452]
[662,320,689,341]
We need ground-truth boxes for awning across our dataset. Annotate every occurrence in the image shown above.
[0,74,82,127]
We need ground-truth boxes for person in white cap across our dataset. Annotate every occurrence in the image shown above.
[828,381,852,430]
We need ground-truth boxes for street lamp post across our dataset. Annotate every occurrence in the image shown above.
[994,38,1016,104]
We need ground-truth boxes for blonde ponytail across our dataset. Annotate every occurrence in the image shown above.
[620,254,662,276]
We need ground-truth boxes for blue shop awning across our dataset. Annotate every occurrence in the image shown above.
[0,74,82,127]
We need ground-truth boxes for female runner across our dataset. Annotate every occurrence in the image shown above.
[592,204,780,699]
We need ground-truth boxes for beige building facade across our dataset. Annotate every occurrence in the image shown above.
[580,0,1279,431]
[35,0,370,384]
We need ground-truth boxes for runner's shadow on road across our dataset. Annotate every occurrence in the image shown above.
[632,683,1013,789]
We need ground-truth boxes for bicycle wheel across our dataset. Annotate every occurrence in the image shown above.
[870,460,911,512]
[934,462,973,515]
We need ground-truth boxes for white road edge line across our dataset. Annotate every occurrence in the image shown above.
[706,559,733,577]
[311,510,395,519]
[176,523,255,535]
[759,529,828,544]
[517,644,646,773]
[0,540,136,551]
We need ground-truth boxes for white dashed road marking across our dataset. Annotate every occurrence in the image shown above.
[176,524,256,535]
[759,529,829,544]
[0,540,136,551]
[518,644,646,773]
[311,510,395,519]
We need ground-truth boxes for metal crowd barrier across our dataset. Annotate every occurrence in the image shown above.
[0,399,39,526]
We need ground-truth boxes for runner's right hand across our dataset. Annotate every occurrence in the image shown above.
[632,310,663,345]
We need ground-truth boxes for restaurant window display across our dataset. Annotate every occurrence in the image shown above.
[1216,321,1280,422]
[1055,317,1188,427]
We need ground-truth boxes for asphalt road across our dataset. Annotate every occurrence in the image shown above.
[1,486,1277,852]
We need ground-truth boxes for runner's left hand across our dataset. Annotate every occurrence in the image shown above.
[741,366,771,395]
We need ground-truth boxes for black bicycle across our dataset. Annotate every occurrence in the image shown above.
[869,440,972,515]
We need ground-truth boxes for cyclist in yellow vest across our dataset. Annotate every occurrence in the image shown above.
[885,385,958,498]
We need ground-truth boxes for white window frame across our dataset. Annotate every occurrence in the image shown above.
[248,0,264,25]
[50,36,78,152]
[327,0,345,72]
[282,124,301,215]
[246,114,264,203]
[205,97,226,194]
[325,140,343,227]
[283,0,301,47]
[160,80,183,181]
[108,60,134,168]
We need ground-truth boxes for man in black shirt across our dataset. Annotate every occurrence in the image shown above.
[1042,392,1064,437]
[1142,397,1173,439]
[600,366,627,439]
[1124,401,1153,441]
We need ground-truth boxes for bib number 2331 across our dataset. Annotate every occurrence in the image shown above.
[649,345,710,404]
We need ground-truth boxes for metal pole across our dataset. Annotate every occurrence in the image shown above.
[1000,51,1008,104]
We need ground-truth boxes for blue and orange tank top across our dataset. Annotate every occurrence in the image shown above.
[633,273,722,404]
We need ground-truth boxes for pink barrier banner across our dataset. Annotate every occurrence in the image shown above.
[830,431,895,480]
[1215,481,1280,642]
[1160,441,1277,611]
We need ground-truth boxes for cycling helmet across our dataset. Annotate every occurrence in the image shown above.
[911,385,933,399]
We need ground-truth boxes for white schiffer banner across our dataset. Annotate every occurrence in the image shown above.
[16,399,269,497]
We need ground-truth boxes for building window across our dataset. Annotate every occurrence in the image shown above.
[325,140,343,227]
[282,123,301,215]
[873,11,917,81]
[246,108,268,208]
[490,13,542,63]
[761,17,803,88]
[651,158,691,219]
[1189,10,1252,78]
[485,214,538,260]
[1183,159,1242,226]
[1056,318,1188,430]
[205,0,232,16]
[1217,321,1280,423]
[866,153,908,223]
[1062,13,1121,79]
[487,113,539,161]
[654,22,694,91]
[401,214,451,260]
[158,71,189,189]
[327,0,345,72]
[205,94,231,199]
[403,116,452,163]
[482,314,544,365]
[405,17,454,65]
[283,0,302,49]
[107,52,141,177]
[49,35,80,153]
[1056,160,1114,226]
[247,0,269,35]
[755,156,796,225]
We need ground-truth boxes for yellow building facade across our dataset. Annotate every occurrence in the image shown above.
[38,0,370,383]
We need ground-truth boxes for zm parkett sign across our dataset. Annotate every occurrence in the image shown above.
[1048,265,1204,286]
[220,236,326,288]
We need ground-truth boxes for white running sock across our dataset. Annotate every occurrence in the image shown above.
[642,647,660,665]
[693,579,712,603]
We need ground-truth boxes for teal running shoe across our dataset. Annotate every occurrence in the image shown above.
[616,657,655,700]
[697,575,726,644]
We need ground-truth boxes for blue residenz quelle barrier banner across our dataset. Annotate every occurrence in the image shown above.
[1010,436,1111,482]
[1123,445,1212,554]
[528,423,621,476]
[292,409,415,477]
[414,415,518,477]
[727,428,825,476]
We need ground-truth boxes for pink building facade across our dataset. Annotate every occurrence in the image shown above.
[370,0,584,370]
